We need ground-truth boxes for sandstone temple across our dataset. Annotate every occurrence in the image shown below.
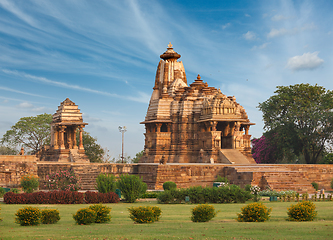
[140,43,255,164]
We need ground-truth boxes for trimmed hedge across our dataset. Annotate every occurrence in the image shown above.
[84,191,119,203]
[4,191,119,204]
[157,185,251,204]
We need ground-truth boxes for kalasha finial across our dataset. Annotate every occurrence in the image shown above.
[160,42,180,60]
[197,74,201,80]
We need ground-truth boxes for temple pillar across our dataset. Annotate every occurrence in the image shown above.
[79,126,84,150]
[245,125,250,135]
[156,123,162,133]
[73,126,78,149]
[59,126,66,150]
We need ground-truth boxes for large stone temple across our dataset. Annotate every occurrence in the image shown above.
[140,43,256,164]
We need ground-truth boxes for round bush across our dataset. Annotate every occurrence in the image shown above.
[163,181,177,191]
[41,209,60,224]
[88,204,111,223]
[128,206,161,224]
[237,202,272,222]
[73,208,96,225]
[15,206,41,226]
[287,201,317,221]
[191,204,217,222]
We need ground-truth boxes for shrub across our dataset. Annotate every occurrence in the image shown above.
[331,178,333,189]
[0,187,5,197]
[250,185,261,202]
[20,174,39,193]
[157,190,175,204]
[41,209,60,224]
[237,202,272,222]
[89,204,111,223]
[84,191,119,204]
[96,173,117,193]
[287,201,317,221]
[163,181,177,191]
[10,188,19,193]
[73,208,96,225]
[46,170,80,191]
[128,206,161,224]
[191,204,217,222]
[311,182,319,191]
[15,206,41,226]
[141,191,159,198]
[244,184,252,192]
[117,174,146,203]
[215,176,228,183]
[4,191,84,204]
[0,207,2,222]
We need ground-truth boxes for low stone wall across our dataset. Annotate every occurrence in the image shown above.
[1,156,333,193]
[0,155,38,188]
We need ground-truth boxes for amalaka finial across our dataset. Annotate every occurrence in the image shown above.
[168,42,173,49]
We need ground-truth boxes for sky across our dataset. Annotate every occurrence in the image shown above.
[0,0,333,159]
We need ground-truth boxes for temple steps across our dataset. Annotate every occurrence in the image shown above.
[219,149,256,164]
[72,165,100,191]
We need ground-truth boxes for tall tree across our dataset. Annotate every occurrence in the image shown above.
[76,131,104,163]
[258,83,333,164]
[1,113,52,154]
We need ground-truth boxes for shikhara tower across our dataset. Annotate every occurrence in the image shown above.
[140,43,256,164]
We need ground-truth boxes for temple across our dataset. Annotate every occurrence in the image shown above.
[38,98,89,162]
[140,43,256,164]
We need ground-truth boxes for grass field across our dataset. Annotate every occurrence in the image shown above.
[1,200,333,240]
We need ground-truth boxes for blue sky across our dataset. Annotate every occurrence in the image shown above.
[0,0,332,159]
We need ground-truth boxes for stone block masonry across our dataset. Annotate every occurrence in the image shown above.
[1,156,333,194]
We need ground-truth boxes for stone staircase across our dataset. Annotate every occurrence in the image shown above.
[72,164,100,190]
[259,171,315,193]
[69,149,90,162]
[219,149,256,164]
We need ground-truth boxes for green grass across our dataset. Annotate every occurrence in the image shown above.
[1,200,333,239]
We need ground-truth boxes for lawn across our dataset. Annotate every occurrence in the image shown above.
[1,200,333,240]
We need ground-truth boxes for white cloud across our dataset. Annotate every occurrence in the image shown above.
[2,69,148,103]
[221,23,231,30]
[267,28,288,38]
[0,85,49,98]
[17,101,33,108]
[243,31,256,40]
[245,14,251,17]
[286,52,324,71]
[271,15,289,21]
[267,24,316,38]
[251,42,270,50]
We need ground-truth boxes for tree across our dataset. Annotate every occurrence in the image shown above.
[258,83,333,164]
[76,131,104,163]
[1,113,52,154]
[0,145,18,155]
[132,150,144,163]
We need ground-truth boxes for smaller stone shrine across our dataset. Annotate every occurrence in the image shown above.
[38,98,89,162]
